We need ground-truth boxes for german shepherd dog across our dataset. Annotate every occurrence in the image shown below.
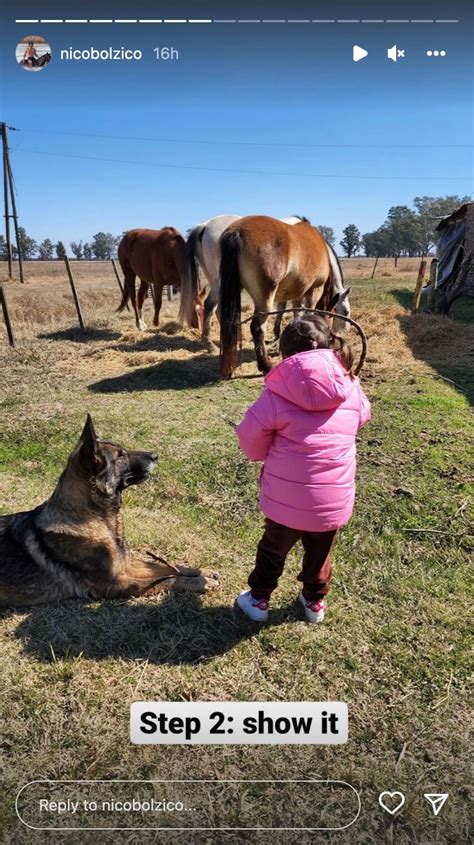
[0,416,220,606]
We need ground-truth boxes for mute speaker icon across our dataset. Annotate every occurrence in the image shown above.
[388,44,405,62]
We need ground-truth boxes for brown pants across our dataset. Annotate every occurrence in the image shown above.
[248,518,337,602]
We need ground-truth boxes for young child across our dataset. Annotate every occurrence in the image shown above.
[235,316,371,623]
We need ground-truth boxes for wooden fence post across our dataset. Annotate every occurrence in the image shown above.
[64,256,85,329]
[411,259,427,314]
[0,282,15,347]
[111,259,130,311]
[371,256,379,279]
[427,258,439,311]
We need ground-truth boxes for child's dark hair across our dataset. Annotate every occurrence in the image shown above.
[279,316,354,376]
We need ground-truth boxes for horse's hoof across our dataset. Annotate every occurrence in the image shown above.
[138,321,147,331]
[205,342,218,355]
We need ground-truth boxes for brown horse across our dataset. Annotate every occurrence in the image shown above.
[219,216,335,377]
[118,228,202,331]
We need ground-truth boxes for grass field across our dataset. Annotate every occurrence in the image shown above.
[1,259,473,843]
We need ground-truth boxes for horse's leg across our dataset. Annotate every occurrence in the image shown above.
[136,281,148,330]
[305,284,334,325]
[274,300,287,339]
[303,287,315,311]
[125,272,145,330]
[291,297,305,317]
[203,289,218,353]
[152,283,163,328]
[250,298,273,374]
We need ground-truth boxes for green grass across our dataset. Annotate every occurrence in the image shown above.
[0,274,472,843]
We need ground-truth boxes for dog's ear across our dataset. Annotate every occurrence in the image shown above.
[78,414,100,471]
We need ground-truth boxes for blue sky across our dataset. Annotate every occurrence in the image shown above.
[1,0,472,250]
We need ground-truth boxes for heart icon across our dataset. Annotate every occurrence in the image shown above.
[378,791,405,815]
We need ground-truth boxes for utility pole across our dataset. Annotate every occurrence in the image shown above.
[2,123,12,277]
[1,122,24,283]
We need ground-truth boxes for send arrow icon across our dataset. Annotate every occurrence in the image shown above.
[424,794,449,816]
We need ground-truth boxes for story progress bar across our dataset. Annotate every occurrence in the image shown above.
[15,19,460,25]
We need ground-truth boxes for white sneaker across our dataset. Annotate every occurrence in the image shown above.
[299,593,326,623]
[235,590,269,622]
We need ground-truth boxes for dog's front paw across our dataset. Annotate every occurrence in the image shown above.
[197,570,220,591]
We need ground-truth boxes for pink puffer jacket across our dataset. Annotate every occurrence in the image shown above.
[236,349,371,531]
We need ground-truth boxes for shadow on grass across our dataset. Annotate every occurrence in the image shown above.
[390,289,474,406]
[6,594,300,666]
[390,288,414,311]
[111,328,204,356]
[391,289,474,323]
[41,322,204,353]
[88,350,257,393]
[89,355,220,392]
[39,327,122,343]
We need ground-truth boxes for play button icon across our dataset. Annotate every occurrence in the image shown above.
[353,45,369,62]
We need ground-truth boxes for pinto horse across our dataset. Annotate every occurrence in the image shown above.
[180,215,350,352]
[179,215,308,350]
[117,228,202,331]
[179,214,240,351]
[219,216,341,378]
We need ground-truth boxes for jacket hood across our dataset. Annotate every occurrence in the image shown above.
[265,349,353,411]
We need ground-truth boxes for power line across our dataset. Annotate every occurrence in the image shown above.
[14,127,473,150]
[10,146,473,181]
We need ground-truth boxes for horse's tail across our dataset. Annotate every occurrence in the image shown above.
[178,224,205,327]
[219,229,242,378]
[116,234,135,313]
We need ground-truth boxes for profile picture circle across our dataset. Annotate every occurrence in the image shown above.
[16,35,52,71]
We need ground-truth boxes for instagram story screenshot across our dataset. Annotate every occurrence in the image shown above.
[0,1,472,842]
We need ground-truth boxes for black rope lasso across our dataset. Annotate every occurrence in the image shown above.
[239,308,368,376]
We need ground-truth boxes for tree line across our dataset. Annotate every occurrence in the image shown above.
[338,195,471,258]
[0,196,470,261]
[304,196,470,259]
[0,231,121,261]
